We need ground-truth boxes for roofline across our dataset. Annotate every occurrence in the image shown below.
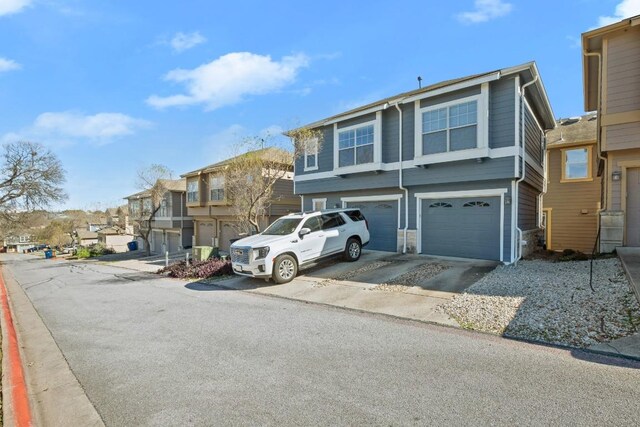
[547,139,597,149]
[289,61,555,132]
[582,15,640,111]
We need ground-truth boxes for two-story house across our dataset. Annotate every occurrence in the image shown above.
[583,14,640,251]
[126,179,194,254]
[291,62,555,263]
[544,114,601,253]
[181,148,299,253]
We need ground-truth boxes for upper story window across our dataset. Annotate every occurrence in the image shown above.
[187,179,199,203]
[562,147,591,182]
[304,138,318,171]
[130,201,141,217]
[142,198,152,215]
[422,100,478,155]
[338,124,374,167]
[158,196,171,217]
[210,175,225,201]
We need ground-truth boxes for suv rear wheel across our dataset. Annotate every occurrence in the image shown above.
[272,254,298,284]
[344,238,362,262]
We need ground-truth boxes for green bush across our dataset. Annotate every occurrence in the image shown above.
[76,247,91,258]
[76,243,115,259]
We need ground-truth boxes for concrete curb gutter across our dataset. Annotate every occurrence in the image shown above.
[1,265,105,426]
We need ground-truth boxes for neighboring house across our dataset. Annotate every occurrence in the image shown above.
[181,148,299,253]
[543,114,600,253]
[126,179,194,254]
[3,234,36,253]
[96,227,133,253]
[87,223,108,232]
[76,229,99,246]
[106,205,131,232]
[290,62,555,263]
[583,14,640,251]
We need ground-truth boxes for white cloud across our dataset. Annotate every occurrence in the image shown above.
[2,111,152,146]
[0,57,21,72]
[598,0,640,27]
[146,52,309,110]
[170,31,206,52]
[0,0,31,16]
[457,0,513,24]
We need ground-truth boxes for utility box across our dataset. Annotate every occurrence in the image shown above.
[192,246,218,261]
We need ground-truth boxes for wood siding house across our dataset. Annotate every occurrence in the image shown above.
[543,114,600,252]
[583,14,640,251]
[291,62,556,263]
[181,148,299,253]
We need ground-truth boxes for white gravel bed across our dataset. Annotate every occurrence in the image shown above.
[373,263,450,293]
[438,258,640,348]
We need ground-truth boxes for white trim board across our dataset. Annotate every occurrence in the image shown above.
[311,198,327,210]
[415,188,507,262]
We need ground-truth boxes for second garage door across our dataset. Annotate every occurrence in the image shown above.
[167,232,180,253]
[346,200,398,252]
[421,197,501,260]
[151,230,164,254]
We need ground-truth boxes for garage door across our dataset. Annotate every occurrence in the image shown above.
[346,201,397,252]
[197,222,215,247]
[167,232,180,253]
[151,230,164,254]
[421,197,501,260]
[220,222,241,252]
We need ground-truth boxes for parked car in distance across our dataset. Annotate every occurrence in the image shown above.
[230,209,370,284]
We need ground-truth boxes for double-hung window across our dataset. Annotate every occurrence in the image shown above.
[338,124,374,167]
[422,100,478,155]
[562,147,591,181]
[210,175,225,201]
[187,180,199,203]
[304,138,318,171]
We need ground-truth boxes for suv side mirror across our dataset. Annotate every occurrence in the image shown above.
[299,228,311,238]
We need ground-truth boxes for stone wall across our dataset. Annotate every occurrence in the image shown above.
[397,229,417,254]
[521,229,542,258]
[600,211,624,253]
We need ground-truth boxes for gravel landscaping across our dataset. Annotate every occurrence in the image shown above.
[439,259,640,348]
[315,261,393,287]
[373,262,450,292]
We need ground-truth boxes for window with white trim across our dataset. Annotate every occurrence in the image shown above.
[338,124,374,167]
[187,180,199,203]
[209,175,225,201]
[304,137,318,171]
[158,197,171,217]
[422,100,478,155]
[312,198,326,211]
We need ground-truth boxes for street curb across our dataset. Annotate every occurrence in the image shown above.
[0,263,106,426]
[0,267,33,427]
[205,279,640,365]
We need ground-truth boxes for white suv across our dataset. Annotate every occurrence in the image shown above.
[230,209,370,284]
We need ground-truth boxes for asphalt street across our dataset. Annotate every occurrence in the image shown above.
[3,254,640,426]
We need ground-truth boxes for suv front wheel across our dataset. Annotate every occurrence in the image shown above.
[344,238,362,262]
[272,254,298,284]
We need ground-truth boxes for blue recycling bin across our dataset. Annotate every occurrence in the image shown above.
[44,249,53,259]
[127,241,138,251]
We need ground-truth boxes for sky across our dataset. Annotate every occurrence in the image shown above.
[1,0,639,210]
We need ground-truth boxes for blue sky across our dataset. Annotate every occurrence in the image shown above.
[1,0,639,210]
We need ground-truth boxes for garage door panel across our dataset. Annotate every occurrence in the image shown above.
[167,233,180,253]
[346,200,397,252]
[421,197,500,260]
[152,231,164,254]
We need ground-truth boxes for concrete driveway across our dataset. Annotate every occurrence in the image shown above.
[202,250,497,326]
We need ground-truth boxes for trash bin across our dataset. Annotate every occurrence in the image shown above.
[44,249,53,259]
[127,241,138,251]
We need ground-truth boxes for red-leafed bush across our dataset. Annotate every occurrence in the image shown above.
[159,258,233,279]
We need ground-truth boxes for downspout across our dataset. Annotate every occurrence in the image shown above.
[584,50,606,212]
[180,191,184,249]
[515,76,539,263]
[394,102,409,253]
[538,131,550,230]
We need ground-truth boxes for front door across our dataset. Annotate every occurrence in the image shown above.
[627,168,640,246]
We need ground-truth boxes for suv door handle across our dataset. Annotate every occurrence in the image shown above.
[339,228,346,232]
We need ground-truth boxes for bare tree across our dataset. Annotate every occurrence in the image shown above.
[133,164,172,255]
[0,141,67,223]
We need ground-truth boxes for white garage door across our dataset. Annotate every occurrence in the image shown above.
[151,231,164,254]
[167,233,180,253]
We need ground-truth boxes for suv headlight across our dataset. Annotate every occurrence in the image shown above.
[253,246,269,260]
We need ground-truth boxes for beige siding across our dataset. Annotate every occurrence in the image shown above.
[605,122,640,150]
[544,145,601,252]
[606,26,640,114]
[608,149,640,211]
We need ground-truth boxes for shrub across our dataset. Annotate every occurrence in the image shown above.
[159,258,233,279]
[76,243,116,259]
[76,247,91,259]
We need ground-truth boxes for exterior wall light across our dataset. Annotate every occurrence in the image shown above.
[505,196,511,205]
[612,171,622,181]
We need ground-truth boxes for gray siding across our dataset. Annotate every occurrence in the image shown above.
[524,107,543,165]
[272,178,295,201]
[518,182,539,230]
[524,164,544,191]
[337,112,377,129]
[294,125,334,176]
[420,87,481,108]
[489,78,515,148]
[605,25,640,114]
[402,102,415,161]
[297,170,400,194]
[382,108,399,163]
[171,192,185,217]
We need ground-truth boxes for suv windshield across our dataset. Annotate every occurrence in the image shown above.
[262,218,303,235]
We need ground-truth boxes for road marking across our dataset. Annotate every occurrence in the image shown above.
[0,267,33,427]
